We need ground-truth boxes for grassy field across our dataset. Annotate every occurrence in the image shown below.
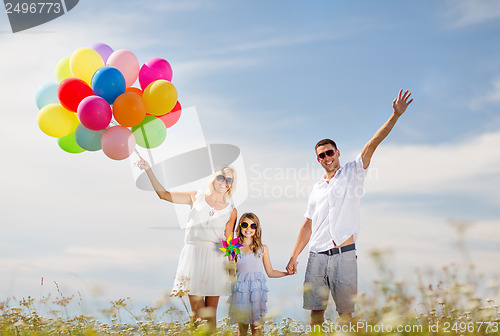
[1,248,499,335]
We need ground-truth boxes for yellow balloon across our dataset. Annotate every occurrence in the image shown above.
[55,56,72,83]
[69,47,105,85]
[143,80,178,116]
[37,104,79,138]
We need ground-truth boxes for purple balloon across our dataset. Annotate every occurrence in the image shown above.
[91,43,114,64]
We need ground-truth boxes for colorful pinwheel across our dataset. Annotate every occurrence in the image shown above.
[220,235,243,258]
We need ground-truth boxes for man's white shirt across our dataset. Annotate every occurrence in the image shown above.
[305,153,368,253]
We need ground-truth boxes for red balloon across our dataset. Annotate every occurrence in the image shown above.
[57,78,93,112]
[159,101,182,128]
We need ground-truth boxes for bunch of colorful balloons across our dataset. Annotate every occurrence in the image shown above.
[36,43,182,160]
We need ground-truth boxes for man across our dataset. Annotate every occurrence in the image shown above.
[286,89,413,325]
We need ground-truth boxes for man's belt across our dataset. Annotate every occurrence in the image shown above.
[318,243,356,256]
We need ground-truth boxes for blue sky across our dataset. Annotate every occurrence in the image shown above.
[1,0,500,321]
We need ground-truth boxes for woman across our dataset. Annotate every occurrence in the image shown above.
[137,158,237,329]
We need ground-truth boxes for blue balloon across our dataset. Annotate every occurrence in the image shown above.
[35,82,59,109]
[75,124,105,151]
[91,66,126,104]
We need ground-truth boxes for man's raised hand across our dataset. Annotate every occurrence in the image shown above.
[392,89,413,117]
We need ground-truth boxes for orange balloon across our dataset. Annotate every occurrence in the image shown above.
[112,92,146,127]
[125,87,143,96]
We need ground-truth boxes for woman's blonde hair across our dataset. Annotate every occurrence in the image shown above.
[236,212,263,255]
[207,165,236,201]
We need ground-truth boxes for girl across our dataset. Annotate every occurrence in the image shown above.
[137,158,237,330]
[228,212,289,336]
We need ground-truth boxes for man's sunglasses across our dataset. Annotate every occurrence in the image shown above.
[317,149,336,160]
[240,222,257,230]
[216,175,233,185]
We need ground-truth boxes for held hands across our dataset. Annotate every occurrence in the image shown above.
[392,89,413,117]
[286,257,298,275]
[136,158,151,171]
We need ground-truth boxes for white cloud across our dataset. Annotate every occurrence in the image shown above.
[443,0,500,28]
[360,204,500,270]
[365,130,500,203]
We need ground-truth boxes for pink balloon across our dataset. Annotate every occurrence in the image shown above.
[139,58,173,90]
[107,49,140,87]
[101,126,136,160]
[77,96,112,130]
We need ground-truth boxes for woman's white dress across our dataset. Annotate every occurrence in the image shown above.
[171,190,233,296]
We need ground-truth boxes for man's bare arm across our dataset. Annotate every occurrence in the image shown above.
[286,218,312,275]
[361,89,413,169]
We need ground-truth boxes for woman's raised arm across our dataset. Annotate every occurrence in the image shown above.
[138,158,195,206]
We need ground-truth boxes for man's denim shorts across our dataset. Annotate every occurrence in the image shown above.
[303,249,357,313]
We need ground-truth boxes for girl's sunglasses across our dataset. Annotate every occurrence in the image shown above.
[317,149,336,160]
[216,175,233,185]
[240,222,257,230]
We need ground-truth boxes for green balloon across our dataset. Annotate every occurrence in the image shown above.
[132,115,166,148]
[58,131,85,154]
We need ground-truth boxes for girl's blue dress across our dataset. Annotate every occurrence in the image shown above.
[228,249,268,324]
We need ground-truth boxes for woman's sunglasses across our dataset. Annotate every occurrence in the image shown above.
[317,149,336,160]
[240,222,257,230]
[216,175,233,185]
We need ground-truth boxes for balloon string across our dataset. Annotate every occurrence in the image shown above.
[134,148,142,159]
